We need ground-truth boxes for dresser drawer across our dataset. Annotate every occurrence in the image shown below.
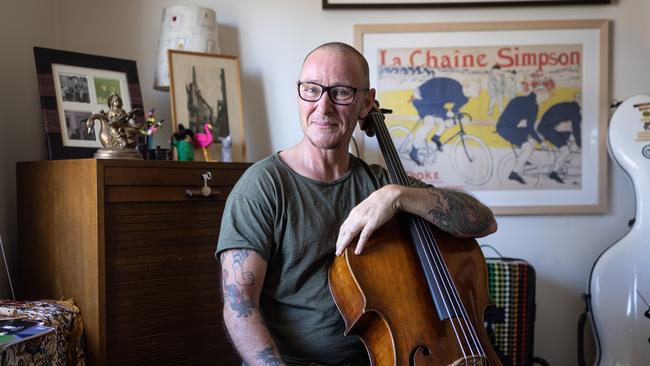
[104,185,233,202]
[103,163,250,187]
[102,162,250,202]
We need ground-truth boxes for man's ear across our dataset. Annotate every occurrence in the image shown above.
[360,88,377,119]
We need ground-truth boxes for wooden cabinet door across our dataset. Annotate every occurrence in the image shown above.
[103,163,245,365]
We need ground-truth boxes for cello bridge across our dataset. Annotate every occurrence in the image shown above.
[450,355,490,366]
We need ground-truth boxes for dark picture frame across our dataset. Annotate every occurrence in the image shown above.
[34,47,144,159]
[323,0,610,9]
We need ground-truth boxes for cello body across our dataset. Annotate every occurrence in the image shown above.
[329,108,501,365]
[330,220,500,365]
[589,95,650,365]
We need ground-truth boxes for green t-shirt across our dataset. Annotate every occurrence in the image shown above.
[216,152,424,365]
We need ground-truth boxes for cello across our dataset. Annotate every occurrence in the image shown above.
[329,106,501,366]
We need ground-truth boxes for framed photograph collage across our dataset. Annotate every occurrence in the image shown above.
[34,47,143,159]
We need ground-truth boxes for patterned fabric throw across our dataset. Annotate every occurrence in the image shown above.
[0,299,85,366]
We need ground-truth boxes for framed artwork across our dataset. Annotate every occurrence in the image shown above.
[355,20,609,215]
[323,0,610,8]
[33,47,143,159]
[168,50,246,162]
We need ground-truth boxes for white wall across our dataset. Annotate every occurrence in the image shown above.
[1,0,647,365]
[0,0,58,296]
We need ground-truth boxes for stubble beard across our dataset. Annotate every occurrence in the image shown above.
[304,128,342,150]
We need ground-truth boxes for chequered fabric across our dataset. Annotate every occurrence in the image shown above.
[486,260,533,366]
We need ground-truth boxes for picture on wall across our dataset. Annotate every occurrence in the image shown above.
[34,47,144,159]
[355,20,609,215]
[323,0,611,8]
[168,50,246,162]
[51,64,132,149]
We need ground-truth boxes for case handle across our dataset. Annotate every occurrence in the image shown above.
[480,244,505,258]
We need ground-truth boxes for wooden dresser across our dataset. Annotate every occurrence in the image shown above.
[17,159,250,365]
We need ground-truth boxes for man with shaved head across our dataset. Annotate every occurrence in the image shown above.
[216,42,497,366]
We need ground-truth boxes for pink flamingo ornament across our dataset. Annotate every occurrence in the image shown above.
[194,123,214,161]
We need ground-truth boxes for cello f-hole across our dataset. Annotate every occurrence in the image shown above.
[409,345,431,366]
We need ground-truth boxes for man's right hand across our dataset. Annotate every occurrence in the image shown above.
[335,184,401,256]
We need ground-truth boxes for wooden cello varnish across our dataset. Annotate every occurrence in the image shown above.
[329,108,501,366]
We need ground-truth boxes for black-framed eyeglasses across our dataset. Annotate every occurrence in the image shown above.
[297,81,369,106]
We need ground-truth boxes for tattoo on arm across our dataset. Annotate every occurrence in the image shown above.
[426,187,494,237]
[223,282,256,318]
[220,250,257,318]
[233,250,255,285]
[256,347,283,366]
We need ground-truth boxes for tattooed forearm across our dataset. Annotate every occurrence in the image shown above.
[426,187,495,237]
[220,249,278,365]
[232,249,255,285]
[223,283,256,317]
[220,249,257,318]
[256,347,283,366]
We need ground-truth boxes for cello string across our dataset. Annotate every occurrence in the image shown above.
[373,111,488,362]
[386,113,488,360]
[396,111,488,359]
[372,112,475,359]
[439,116,490,360]
[413,214,482,358]
[416,214,486,358]
[409,117,489,360]
[401,144,487,359]
[372,112,476,360]
[371,112,469,357]
[376,117,482,362]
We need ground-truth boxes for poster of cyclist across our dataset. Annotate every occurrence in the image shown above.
[356,20,609,214]
[376,43,584,191]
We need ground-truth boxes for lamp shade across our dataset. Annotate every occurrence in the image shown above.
[154,5,221,91]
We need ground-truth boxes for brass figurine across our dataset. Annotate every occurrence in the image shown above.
[86,93,145,159]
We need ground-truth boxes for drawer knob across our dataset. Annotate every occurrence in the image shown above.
[201,172,212,196]
[185,171,220,197]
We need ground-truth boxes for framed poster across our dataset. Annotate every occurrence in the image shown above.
[168,50,246,162]
[34,47,143,159]
[355,20,609,215]
[323,0,610,8]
